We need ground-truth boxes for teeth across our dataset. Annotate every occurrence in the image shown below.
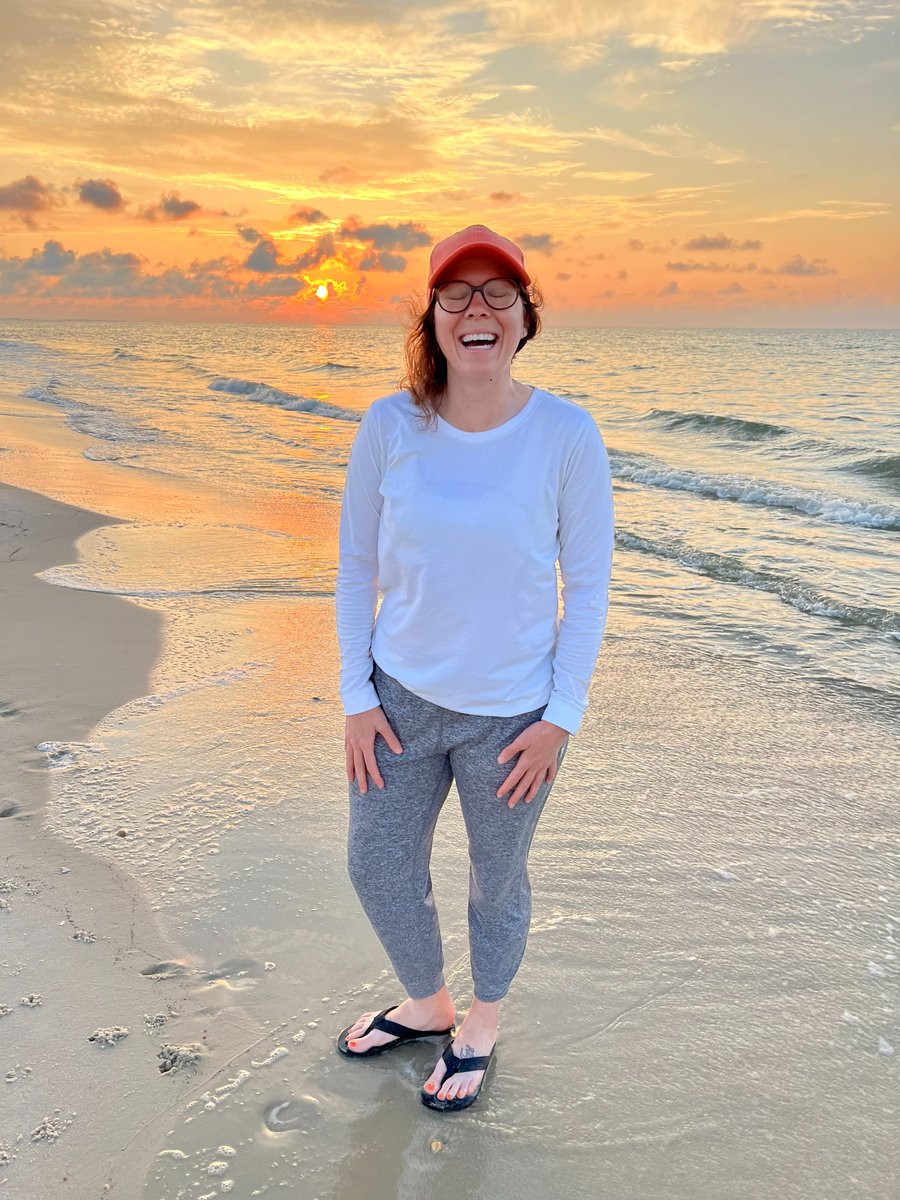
[461,334,497,345]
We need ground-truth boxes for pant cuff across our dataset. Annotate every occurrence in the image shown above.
[405,975,446,1001]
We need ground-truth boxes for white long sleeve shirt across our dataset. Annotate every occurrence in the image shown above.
[336,386,614,736]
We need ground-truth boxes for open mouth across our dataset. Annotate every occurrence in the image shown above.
[459,333,499,351]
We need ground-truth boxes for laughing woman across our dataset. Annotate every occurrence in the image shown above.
[335,224,615,1112]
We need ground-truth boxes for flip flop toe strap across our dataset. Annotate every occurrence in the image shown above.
[362,1007,450,1041]
[440,1042,493,1078]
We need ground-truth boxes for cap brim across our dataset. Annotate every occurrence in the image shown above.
[428,244,531,292]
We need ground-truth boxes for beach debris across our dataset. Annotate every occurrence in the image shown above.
[88,1025,129,1047]
[264,961,276,970]
[59,866,71,874]
[158,1042,204,1073]
[144,1011,171,1032]
[73,928,96,943]
[431,1140,445,1153]
[20,993,42,1007]
[30,1110,73,1143]
[116,828,128,837]
[0,1005,12,1018]
[0,803,19,818]
[250,1045,288,1068]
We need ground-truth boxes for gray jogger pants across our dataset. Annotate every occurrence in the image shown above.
[347,660,569,1003]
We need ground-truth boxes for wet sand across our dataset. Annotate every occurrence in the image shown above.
[0,484,266,1195]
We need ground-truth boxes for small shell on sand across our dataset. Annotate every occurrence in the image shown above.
[30,1111,72,1143]
[20,994,43,1007]
[143,1011,170,1032]
[88,1026,129,1047]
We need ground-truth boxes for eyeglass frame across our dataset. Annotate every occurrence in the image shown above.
[431,276,525,313]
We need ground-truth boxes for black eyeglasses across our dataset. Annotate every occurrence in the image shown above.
[433,277,522,313]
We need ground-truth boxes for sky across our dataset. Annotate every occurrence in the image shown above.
[0,0,898,327]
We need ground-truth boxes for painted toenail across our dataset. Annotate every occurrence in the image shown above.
[425,1083,435,1092]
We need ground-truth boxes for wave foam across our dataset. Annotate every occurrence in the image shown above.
[610,453,900,530]
[208,377,358,422]
[616,529,900,633]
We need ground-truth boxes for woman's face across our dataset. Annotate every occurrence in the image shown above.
[432,253,525,381]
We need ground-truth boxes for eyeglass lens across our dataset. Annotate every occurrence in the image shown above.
[435,278,519,312]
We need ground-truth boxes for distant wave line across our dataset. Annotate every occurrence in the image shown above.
[647,407,792,440]
[209,377,358,421]
[609,452,900,530]
[616,529,900,635]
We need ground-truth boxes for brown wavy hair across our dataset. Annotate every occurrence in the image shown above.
[398,279,545,431]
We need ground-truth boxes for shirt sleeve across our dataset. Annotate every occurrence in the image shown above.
[542,414,615,736]
[336,402,384,716]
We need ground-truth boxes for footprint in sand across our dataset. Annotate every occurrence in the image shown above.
[203,957,263,982]
[263,1094,322,1132]
[141,961,189,981]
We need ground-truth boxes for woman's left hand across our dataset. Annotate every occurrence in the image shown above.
[496,720,570,809]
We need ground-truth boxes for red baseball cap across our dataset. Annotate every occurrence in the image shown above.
[427,224,531,295]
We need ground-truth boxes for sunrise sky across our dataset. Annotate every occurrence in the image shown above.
[1,0,898,327]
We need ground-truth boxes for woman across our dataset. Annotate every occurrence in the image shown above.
[335,224,615,1112]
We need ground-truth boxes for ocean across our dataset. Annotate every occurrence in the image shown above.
[1,318,897,1199]
[2,320,897,702]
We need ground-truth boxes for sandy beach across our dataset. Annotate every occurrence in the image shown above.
[0,484,268,1195]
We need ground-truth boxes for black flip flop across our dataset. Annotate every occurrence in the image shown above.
[336,1005,455,1058]
[420,1040,497,1112]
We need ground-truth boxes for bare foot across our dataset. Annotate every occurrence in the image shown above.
[343,992,456,1055]
[422,1004,498,1101]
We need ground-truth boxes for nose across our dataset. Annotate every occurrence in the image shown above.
[465,288,492,315]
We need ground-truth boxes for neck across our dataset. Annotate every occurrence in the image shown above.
[438,371,528,430]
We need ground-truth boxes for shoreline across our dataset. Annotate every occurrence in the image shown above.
[0,483,264,1196]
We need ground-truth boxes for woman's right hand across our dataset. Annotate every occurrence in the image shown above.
[345,706,404,794]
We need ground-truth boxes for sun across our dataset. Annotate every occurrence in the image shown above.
[315,284,328,299]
